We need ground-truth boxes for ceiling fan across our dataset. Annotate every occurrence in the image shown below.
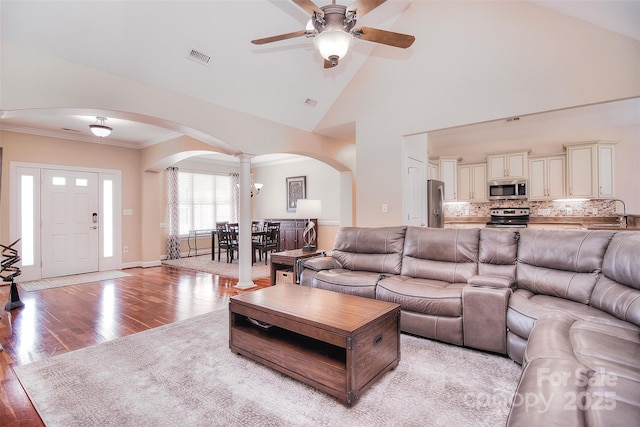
[251,0,415,68]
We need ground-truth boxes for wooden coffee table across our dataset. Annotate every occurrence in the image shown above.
[229,284,401,406]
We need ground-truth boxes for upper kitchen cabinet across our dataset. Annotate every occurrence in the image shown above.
[528,154,565,201]
[565,142,616,199]
[437,156,461,201]
[428,160,439,180]
[458,162,487,202]
[487,149,531,180]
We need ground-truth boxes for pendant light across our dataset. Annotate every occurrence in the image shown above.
[89,117,113,137]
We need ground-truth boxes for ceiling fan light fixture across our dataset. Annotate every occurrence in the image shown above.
[313,29,353,63]
[89,117,113,137]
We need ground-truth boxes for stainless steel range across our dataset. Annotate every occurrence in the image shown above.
[486,207,530,228]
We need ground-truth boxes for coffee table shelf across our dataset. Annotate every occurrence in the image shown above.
[232,315,346,369]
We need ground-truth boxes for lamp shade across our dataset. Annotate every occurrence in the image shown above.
[296,199,322,219]
[313,29,353,61]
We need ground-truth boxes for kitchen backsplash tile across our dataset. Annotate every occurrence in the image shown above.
[444,199,621,218]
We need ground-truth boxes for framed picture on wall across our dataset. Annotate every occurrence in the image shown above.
[286,176,306,212]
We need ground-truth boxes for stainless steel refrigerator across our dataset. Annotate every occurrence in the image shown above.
[427,179,445,228]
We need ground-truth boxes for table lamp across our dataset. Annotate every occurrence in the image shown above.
[296,199,321,251]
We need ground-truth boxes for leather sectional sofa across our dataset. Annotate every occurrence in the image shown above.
[299,226,640,426]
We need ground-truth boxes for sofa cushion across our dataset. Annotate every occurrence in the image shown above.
[331,226,406,275]
[601,232,640,289]
[477,228,519,279]
[376,275,464,317]
[591,232,640,327]
[507,289,632,341]
[311,269,381,298]
[516,229,615,304]
[401,227,479,283]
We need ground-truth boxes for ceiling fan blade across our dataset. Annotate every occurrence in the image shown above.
[292,0,323,16]
[355,26,415,48]
[349,0,387,17]
[251,30,308,45]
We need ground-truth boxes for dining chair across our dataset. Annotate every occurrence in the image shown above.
[213,221,229,261]
[251,221,265,265]
[255,222,280,265]
[225,223,240,263]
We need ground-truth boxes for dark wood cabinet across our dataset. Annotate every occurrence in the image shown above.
[263,218,317,250]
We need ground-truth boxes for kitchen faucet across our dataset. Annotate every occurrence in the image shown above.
[608,199,627,228]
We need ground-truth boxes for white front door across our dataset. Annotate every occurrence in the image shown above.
[41,169,100,278]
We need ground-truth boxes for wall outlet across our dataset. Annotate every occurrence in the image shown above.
[592,208,598,215]
[123,208,133,216]
[382,203,388,213]
[538,208,551,216]
[566,207,573,215]
[123,246,129,253]
[463,208,470,216]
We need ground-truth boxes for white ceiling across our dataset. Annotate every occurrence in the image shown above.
[1,0,639,153]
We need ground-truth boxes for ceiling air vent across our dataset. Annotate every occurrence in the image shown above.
[304,98,318,108]
[187,48,211,65]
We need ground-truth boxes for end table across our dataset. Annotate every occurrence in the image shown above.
[270,249,326,285]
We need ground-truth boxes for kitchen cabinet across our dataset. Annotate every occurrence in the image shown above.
[565,142,616,198]
[598,144,615,198]
[487,150,530,180]
[457,162,487,202]
[528,154,565,200]
[438,157,461,201]
[428,161,439,180]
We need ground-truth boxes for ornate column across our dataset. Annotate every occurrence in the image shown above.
[234,154,257,289]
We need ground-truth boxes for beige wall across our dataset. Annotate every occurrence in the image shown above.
[1,143,347,263]
[0,131,143,264]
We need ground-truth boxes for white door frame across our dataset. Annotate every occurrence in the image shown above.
[9,162,122,281]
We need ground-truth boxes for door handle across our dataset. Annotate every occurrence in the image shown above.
[90,226,98,230]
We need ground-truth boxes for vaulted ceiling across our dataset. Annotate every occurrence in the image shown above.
[1,1,639,150]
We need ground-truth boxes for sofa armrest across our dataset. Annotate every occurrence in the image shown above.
[301,256,342,272]
[299,256,342,287]
[468,274,515,289]
[462,286,511,354]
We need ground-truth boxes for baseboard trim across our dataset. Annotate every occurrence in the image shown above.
[121,260,162,269]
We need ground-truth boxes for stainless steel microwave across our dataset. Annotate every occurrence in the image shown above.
[488,179,528,200]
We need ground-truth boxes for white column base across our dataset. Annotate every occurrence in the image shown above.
[234,281,257,289]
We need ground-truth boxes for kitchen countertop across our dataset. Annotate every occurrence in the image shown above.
[444,215,640,230]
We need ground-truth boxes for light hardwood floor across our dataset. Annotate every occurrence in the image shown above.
[0,266,270,426]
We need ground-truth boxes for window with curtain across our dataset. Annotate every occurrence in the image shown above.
[178,171,232,235]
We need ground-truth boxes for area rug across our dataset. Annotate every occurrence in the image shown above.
[17,270,132,292]
[14,308,521,426]
[162,255,271,279]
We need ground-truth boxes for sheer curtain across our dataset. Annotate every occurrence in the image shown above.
[230,173,239,223]
[167,167,181,259]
